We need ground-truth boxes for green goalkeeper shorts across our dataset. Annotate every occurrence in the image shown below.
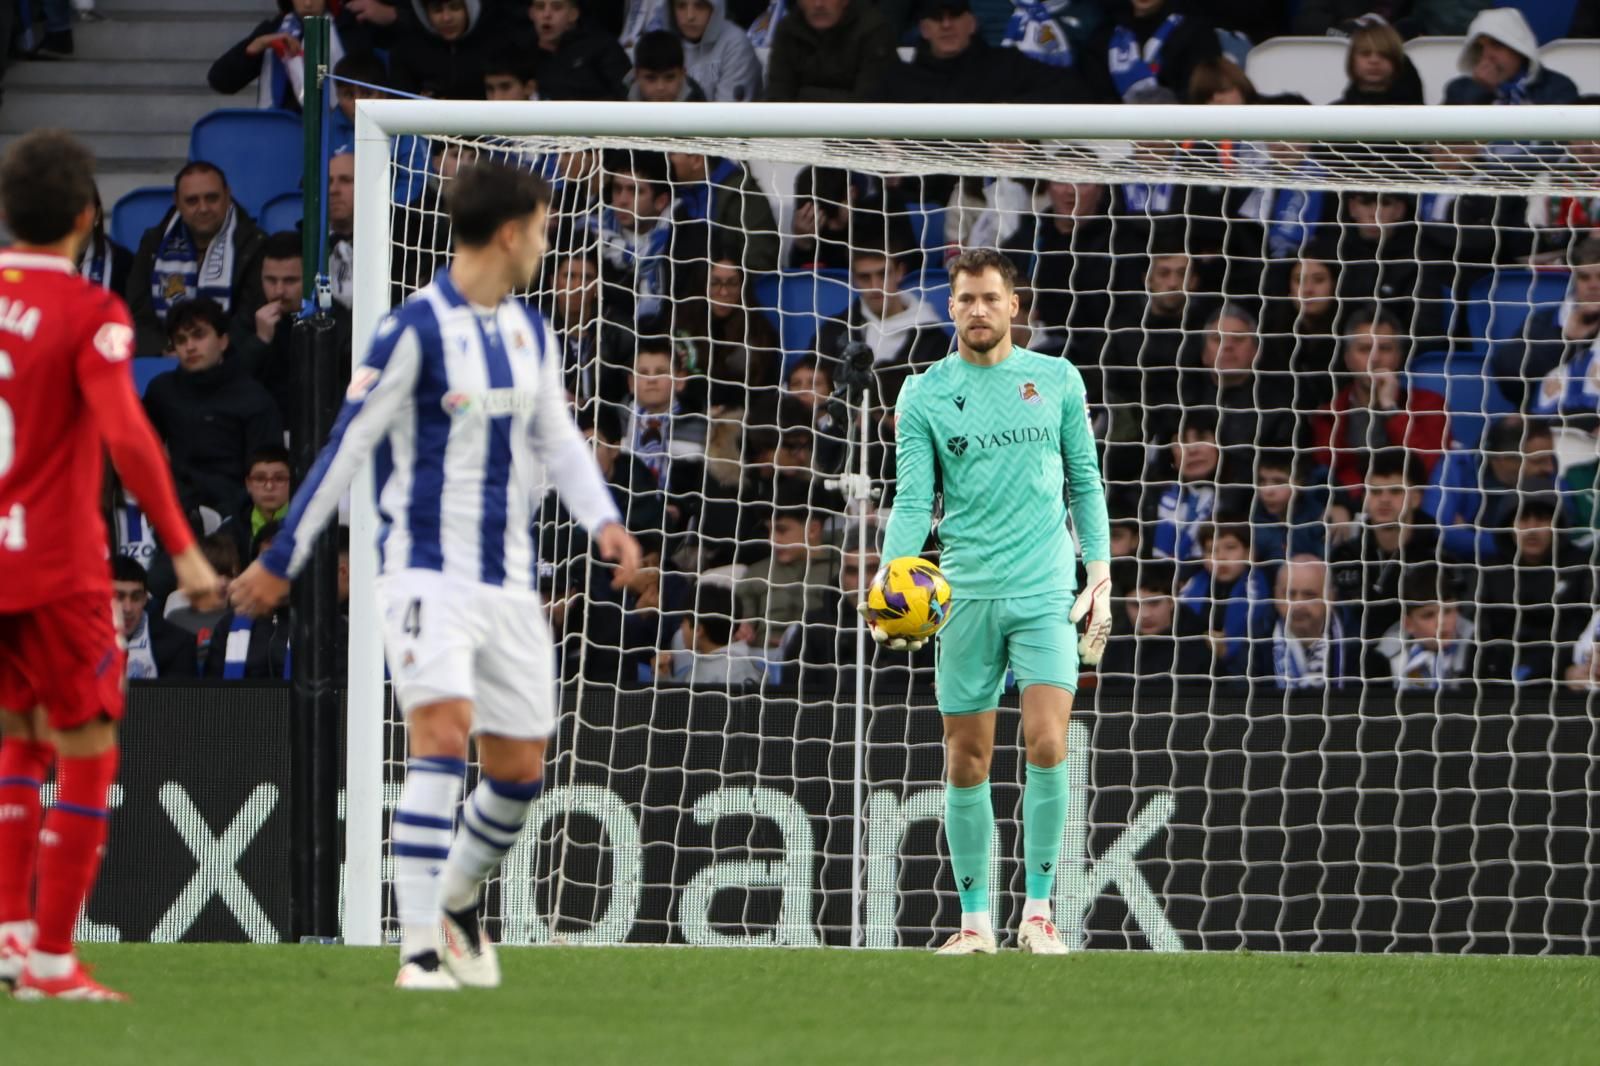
[933,590,1080,715]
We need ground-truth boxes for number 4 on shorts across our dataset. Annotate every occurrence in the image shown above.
[403,598,422,638]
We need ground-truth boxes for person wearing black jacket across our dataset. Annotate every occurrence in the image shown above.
[390,0,505,99]
[1096,559,1214,687]
[874,0,1091,104]
[1475,493,1594,684]
[525,0,631,100]
[209,1,376,108]
[114,556,199,679]
[1004,181,1114,368]
[143,299,285,516]
[1091,0,1220,104]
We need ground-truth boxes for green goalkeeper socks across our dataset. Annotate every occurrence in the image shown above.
[1023,760,1068,901]
[944,779,993,914]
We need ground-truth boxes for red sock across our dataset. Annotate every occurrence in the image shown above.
[0,738,55,925]
[33,747,118,956]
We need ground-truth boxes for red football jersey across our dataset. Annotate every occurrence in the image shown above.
[0,250,194,612]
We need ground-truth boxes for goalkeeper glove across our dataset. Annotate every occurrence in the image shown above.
[856,600,926,653]
[1069,560,1112,666]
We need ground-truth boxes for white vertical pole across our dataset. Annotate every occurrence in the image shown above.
[850,387,872,949]
[343,104,392,947]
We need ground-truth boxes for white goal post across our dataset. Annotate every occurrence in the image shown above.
[346,100,1600,950]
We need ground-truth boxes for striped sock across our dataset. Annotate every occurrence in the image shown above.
[440,776,543,914]
[392,756,464,963]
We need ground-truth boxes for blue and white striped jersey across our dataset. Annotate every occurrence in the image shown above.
[259,270,620,589]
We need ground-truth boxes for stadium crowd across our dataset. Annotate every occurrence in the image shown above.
[18,0,1600,695]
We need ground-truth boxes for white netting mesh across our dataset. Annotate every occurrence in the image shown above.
[360,119,1600,952]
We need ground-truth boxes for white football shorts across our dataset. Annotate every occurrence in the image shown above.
[377,568,557,739]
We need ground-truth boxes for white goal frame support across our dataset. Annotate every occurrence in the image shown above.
[344,100,1600,947]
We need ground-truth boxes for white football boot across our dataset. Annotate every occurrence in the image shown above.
[395,952,461,991]
[1016,915,1069,955]
[935,927,998,955]
[441,906,501,989]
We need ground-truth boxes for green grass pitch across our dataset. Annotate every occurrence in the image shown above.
[4,944,1597,1065]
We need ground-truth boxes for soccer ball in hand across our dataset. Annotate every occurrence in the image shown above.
[864,557,952,641]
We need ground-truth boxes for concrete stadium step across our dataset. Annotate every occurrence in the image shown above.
[72,15,258,62]
[5,58,213,90]
[0,87,217,134]
[74,131,193,161]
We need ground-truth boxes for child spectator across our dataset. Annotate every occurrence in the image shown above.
[1477,492,1593,684]
[220,445,294,569]
[1365,565,1476,691]
[627,336,707,486]
[1144,408,1220,564]
[1309,303,1449,496]
[763,0,896,103]
[1249,448,1327,564]
[1334,191,1429,337]
[528,0,632,100]
[628,29,708,100]
[1108,514,1140,561]
[1179,521,1272,677]
[482,45,540,99]
[1425,415,1558,563]
[209,0,374,110]
[1098,559,1213,684]
[389,0,502,99]
[113,556,196,680]
[164,532,243,664]
[670,0,762,102]
[1334,19,1422,105]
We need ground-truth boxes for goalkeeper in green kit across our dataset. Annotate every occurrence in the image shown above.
[873,248,1111,955]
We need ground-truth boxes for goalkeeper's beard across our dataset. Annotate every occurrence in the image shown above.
[958,322,1007,355]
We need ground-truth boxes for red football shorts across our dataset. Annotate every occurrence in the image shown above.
[0,591,126,730]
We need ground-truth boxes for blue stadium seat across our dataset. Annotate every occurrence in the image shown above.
[755,269,852,358]
[1514,0,1577,43]
[1409,345,1513,449]
[132,356,177,393]
[902,268,953,327]
[110,186,173,251]
[1461,269,1570,344]
[906,202,946,262]
[189,108,303,219]
[258,192,305,236]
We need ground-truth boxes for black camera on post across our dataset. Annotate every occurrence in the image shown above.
[826,340,876,431]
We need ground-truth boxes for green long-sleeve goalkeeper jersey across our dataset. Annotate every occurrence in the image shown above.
[880,347,1110,600]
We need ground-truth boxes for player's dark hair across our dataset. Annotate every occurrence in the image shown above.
[261,230,302,262]
[483,45,537,83]
[446,159,551,248]
[692,581,736,647]
[634,29,684,72]
[112,554,149,587]
[0,129,97,245]
[948,247,1018,292]
[166,298,231,341]
[247,444,292,474]
[174,160,228,189]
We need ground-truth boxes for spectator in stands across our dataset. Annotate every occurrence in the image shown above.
[786,166,854,272]
[228,231,304,421]
[127,162,266,355]
[663,581,765,685]
[1330,448,1455,642]
[548,252,632,405]
[1109,514,1141,561]
[669,0,762,102]
[736,503,842,650]
[205,522,292,679]
[209,0,374,110]
[1186,56,1255,105]
[219,445,294,569]
[1445,8,1578,106]
[1250,448,1328,563]
[1478,491,1593,684]
[1004,181,1114,368]
[1144,408,1221,564]
[1092,0,1220,104]
[1365,564,1477,689]
[1100,559,1213,683]
[1493,236,1600,409]
[600,149,676,321]
[114,556,195,680]
[324,148,355,311]
[77,188,132,300]
[665,408,767,571]
[1179,521,1272,677]
[814,236,949,409]
[482,43,541,99]
[143,299,285,514]
[668,152,781,274]
[785,355,834,420]
[1415,142,1533,322]
[627,335,707,487]
[763,0,897,103]
[673,253,783,406]
[1248,554,1355,691]
[1335,190,1431,336]
[874,0,1090,103]
[1260,246,1342,411]
[165,532,242,659]
[628,29,708,100]
[1309,303,1449,495]
[528,0,631,100]
[1104,244,1211,446]
[388,0,503,98]
[1335,19,1423,105]
[1426,414,1558,562]
[1530,323,1600,429]
[1179,302,1294,495]
[332,53,393,142]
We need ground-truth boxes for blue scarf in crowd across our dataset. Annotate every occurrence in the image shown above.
[1273,611,1346,690]
[258,12,345,110]
[674,158,739,224]
[223,611,290,680]
[1107,13,1182,101]
[1004,0,1076,68]
[150,204,240,320]
[78,235,115,291]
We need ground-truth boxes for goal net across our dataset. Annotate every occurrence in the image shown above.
[346,101,1600,952]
